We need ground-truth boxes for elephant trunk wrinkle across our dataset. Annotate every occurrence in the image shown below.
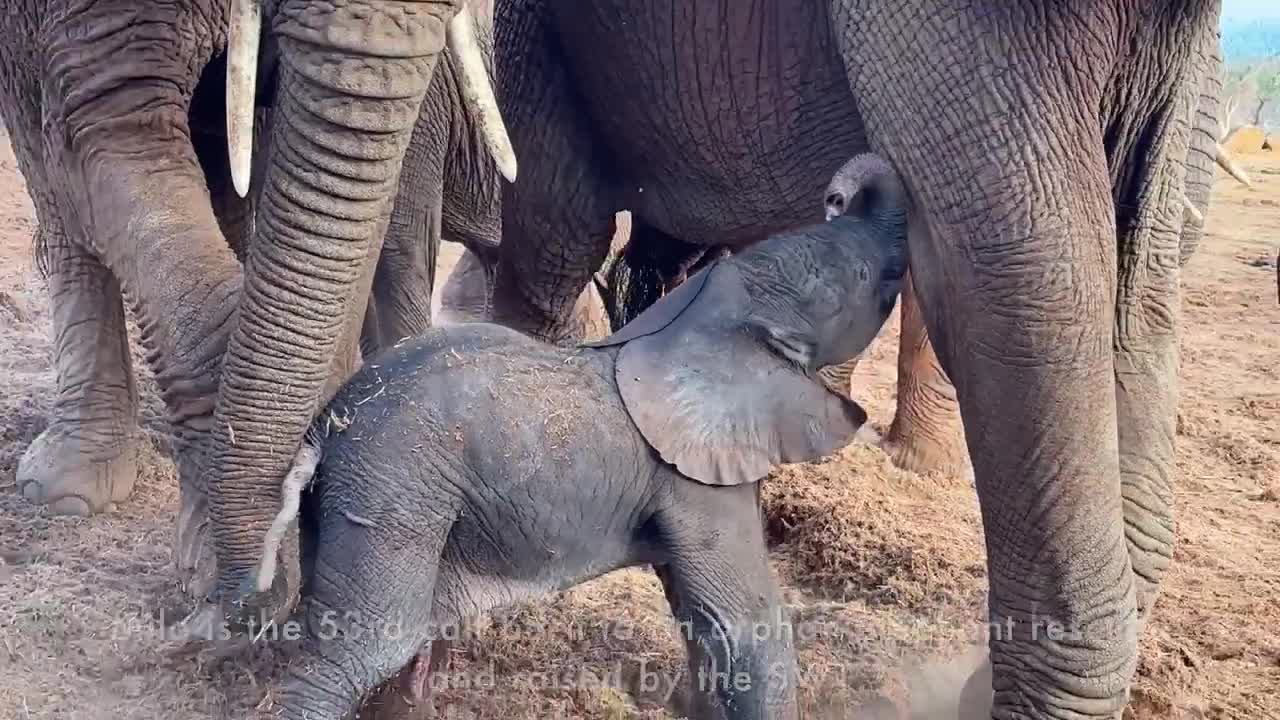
[206,24,440,601]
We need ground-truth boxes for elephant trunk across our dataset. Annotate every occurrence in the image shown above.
[207,1,453,602]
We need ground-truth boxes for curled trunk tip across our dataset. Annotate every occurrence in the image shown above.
[824,153,907,222]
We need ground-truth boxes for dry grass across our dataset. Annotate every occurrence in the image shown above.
[763,445,986,611]
[1,133,1278,719]
[1222,125,1268,155]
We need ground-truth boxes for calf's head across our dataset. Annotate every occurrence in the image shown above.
[585,153,907,486]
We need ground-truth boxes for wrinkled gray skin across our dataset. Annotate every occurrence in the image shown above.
[817,52,1229,473]
[1,0,504,614]
[360,2,506,359]
[489,2,1224,716]
[198,0,519,618]
[0,0,242,522]
[268,185,908,719]
[433,246,611,334]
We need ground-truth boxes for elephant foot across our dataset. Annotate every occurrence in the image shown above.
[879,428,970,477]
[17,420,139,516]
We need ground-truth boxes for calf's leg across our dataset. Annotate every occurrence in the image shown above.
[654,482,798,720]
[277,483,461,720]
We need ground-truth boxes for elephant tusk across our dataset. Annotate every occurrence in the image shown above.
[448,5,518,183]
[1180,191,1203,224]
[1215,143,1251,188]
[225,0,261,198]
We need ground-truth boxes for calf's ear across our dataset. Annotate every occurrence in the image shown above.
[588,262,866,486]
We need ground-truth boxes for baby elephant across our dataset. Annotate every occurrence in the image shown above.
[256,154,908,720]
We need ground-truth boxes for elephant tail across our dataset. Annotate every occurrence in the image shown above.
[254,438,323,594]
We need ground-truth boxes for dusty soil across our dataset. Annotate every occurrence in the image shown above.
[1,128,1277,719]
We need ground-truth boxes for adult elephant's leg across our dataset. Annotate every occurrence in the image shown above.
[3,67,141,517]
[599,220,708,331]
[48,137,242,584]
[17,220,140,516]
[1108,15,1220,626]
[880,271,968,476]
[490,1,618,344]
[364,163,442,355]
[839,6,1137,716]
[38,5,242,585]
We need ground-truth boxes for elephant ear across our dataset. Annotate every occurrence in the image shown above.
[589,262,867,486]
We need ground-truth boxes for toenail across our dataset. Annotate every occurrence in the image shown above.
[49,496,93,517]
[19,481,43,502]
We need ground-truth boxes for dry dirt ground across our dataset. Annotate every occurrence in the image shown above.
[1,127,1277,719]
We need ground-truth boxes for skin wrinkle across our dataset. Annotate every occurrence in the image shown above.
[491,0,620,340]
[275,1,449,60]
[267,114,396,206]
[857,7,1132,690]
[260,168,391,237]
[273,114,402,192]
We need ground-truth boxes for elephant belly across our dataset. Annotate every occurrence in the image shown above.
[551,0,867,245]
[443,491,650,600]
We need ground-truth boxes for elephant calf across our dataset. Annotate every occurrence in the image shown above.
[255,156,906,720]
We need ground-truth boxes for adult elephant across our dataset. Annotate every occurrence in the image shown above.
[2,0,515,611]
[589,42,1250,478]
[487,1,1224,716]
[850,33,1251,477]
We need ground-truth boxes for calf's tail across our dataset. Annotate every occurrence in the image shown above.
[255,439,323,593]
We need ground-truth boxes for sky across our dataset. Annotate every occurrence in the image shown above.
[1222,0,1280,23]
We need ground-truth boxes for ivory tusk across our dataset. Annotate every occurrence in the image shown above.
[1180,191,1203,224]
[1215,143,1251,188]
[448,5,518,183]
[226,0,261,198]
